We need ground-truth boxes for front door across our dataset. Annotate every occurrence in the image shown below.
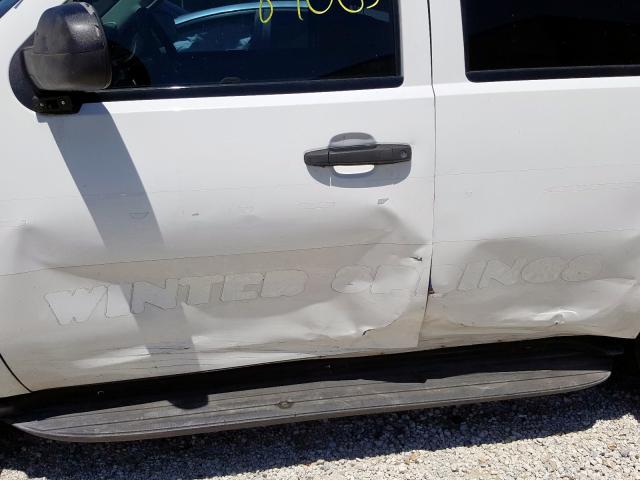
[0,0,435,390]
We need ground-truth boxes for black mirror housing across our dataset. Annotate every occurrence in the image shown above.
[23,2,111,92]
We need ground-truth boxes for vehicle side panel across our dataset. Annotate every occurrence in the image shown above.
[0,1,436,391]
[423,0,640,349]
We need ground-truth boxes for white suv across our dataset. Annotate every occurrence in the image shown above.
[0,0,638,442]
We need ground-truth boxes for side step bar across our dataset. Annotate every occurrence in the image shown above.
[7,342,613,442]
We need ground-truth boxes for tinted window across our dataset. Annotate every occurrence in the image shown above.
[461,0,640,81]
[82,0,399,90]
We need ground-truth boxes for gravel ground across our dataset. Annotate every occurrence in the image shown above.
[0,378,638,480]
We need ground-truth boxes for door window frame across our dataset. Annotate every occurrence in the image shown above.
[83,0,404,103]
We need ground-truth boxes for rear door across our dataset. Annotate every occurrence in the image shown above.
[0,0,435,390]
[425,0,640,346]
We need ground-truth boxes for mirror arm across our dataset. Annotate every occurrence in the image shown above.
[31,93,78,115]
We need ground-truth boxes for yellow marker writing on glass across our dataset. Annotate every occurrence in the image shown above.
[260,0,380,24]
[259,0,274,23]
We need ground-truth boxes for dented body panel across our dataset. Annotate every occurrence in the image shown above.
[425,0,640,348]
[0,1,436,392]
[0,0,639,402]
[1,246,431,390]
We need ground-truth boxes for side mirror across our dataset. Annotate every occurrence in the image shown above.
[23,2,111,92]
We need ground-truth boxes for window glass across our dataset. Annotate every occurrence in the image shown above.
[461,0,640,80]
[0,0,21,19]
[81,0,399,90]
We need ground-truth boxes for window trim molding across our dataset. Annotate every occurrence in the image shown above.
[467,65,640,83]
[82,75,405,104]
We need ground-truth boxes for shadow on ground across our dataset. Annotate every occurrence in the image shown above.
[0,379,638,480]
